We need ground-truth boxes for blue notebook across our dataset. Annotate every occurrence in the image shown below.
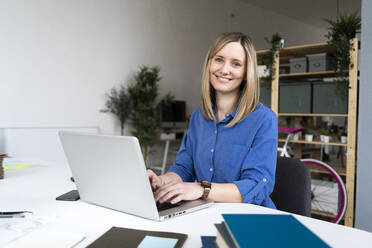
[201,236,217,248]
[222,214,330,248]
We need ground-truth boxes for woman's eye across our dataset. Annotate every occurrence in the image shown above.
[214,57,223,63]
[233,62,242,67]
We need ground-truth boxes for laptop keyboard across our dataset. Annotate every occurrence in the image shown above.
[156,201,181,212]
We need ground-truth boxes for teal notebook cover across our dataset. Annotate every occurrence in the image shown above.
[222,214,330,248]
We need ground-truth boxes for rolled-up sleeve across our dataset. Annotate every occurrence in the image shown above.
[233,111,277,207]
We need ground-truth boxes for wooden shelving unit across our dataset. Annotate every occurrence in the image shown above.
[258,39,358,227]
[278,138,347,147]
[312,210,337,219]
[279,113,348,117]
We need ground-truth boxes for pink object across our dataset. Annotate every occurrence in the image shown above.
[278,126,304,134]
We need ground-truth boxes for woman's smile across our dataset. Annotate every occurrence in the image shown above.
[213,74,232,83]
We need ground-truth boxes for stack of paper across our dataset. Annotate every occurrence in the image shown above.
[5,229,85,248]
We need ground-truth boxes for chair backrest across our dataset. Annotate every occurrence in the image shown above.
[270,157,311,217]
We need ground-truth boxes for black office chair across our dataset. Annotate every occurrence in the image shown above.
[270,157,311,217]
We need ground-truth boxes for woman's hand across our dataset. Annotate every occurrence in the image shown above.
[154,181,204,204]
[146,169,164,190]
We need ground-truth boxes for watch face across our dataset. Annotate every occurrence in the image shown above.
[201,181,211,188]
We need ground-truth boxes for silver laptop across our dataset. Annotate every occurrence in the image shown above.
[58,131,213,221]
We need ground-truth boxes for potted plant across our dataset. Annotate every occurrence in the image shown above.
[127,66,173,162]
[292,132,300,141]
[258,33,283,83]
[320,128,331,143]
[305,129,314,142]
[324,11,361,100]
[101,85,132,136]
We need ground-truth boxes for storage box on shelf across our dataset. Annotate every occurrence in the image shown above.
[307,53,335,72]
[257,38,358,227]
[259,82,271,108]
[312,82,348,114]
[290,57,307,73]
[279,82,311,113]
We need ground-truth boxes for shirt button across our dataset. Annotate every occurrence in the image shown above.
[210,168,213,172]
[210,149,214,153]
[263,178,267,182]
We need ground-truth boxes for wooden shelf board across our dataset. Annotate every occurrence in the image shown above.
[280,42,329,57]
[278,113,348,117]
[279,71,338,79]
[257,42,329,60]
[256,49,270,57]
[307,163,346,177]
[278,138,347,147]
[311,210,337,219]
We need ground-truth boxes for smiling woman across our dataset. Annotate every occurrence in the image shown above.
[209,42,246,99]
[147,32,278,209]
[201,32,260,127]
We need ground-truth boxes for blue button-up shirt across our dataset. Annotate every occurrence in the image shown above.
[167,103,278,208]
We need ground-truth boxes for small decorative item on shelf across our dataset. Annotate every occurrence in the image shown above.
[292,133,299,141]
[305,129,314,142]
[320,128,331,143]
[341,133,347,143]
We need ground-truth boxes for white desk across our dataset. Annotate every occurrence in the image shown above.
[1,159,372,247]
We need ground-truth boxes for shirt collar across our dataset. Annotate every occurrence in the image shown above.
[212,105,237,123]
[219,109,237,124]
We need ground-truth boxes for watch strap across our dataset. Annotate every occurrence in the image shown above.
[200,180,211,199]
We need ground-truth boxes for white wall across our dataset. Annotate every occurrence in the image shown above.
[0,0,327,136]
[3,126,99,162]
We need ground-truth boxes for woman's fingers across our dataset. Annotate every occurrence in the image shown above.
[170,194,184,204]
[146,169,161,190]
[155,182,201,203]
[158,188,182,204]
[155,182,180,202]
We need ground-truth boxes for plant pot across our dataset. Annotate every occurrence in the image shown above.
[305,134,313,142]
[323,135,330,143]
[341,136,347,143]
[320,135,325,142]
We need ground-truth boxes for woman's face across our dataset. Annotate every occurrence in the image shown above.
[209,42,246,96]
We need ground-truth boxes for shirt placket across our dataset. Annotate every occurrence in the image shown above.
[208,122,219,182]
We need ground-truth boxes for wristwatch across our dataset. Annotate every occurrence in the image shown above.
[200,180,212,199]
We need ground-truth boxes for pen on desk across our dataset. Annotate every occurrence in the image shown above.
[0,211,33,218]
[0,214,26,218]
[0,211,32,215]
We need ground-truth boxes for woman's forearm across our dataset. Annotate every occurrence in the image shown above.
[159,173,243,203]
[208,183,242,203]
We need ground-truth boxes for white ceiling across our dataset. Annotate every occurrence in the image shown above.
[239,0,361,29]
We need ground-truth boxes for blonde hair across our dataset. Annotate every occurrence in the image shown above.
[201,32,260,127]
